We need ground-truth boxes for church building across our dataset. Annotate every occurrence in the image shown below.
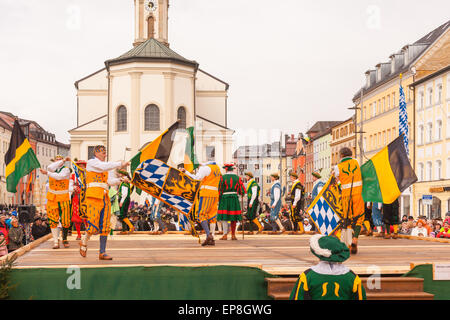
[69,0,234,167]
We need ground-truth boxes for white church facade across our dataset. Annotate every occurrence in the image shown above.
[69,0,234,167]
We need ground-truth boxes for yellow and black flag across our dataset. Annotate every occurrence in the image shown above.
[130,121,180,175]
[361,134,417,204]
[5,120,41,193]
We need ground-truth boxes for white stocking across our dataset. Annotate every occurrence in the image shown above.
[81,232,91,246]
[209,223,216,236]
[222,221,229,234]
[51,228,60,245]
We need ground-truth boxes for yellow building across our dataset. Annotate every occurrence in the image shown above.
[353,21,449,217]
[410,66,450,218]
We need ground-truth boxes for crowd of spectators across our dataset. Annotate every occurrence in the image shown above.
[396,213,450,238]
[0,205,51,257]
[118,202,180,232]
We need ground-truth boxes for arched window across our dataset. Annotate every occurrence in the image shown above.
[144,104,160,131]
[427,123,433,143]
[116,105,127,132]
[147,15,155,39]
[418,125,424,145]
[436,160,442,180]
[426,161,432,181]
[436,119,442,140]
[177,106,186,129]
[418,162,424,181]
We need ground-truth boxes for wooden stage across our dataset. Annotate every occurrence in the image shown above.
[12,233,450,276]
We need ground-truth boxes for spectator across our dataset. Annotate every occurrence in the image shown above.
[31,217,50,240]
[303,218,313,232]
[401,215,408,224]
[430,223,442,238]
[410,219,428,237]
[281,214,292,231]
[7,218,24,252]
[399,222,411,235]
[425,219,433,235]
[444,215,450,226]
[406,217,415,230]
[436,221,450,239]
[0,231,8,257]
[259,213,272,231]
[0,215,9,247]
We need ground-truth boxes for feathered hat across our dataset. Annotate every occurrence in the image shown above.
[309,234,350,263]
[244,171,254,178]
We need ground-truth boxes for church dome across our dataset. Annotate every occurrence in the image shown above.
[105,38,198,70]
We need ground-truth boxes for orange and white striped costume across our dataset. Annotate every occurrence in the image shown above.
[85,158,122,236]
[185,162,221,223]
[46,160,73,229]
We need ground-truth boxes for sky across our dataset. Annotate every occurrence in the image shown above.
[0,0,448,148]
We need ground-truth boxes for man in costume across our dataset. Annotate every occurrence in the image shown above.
[311,170,324,200]
[287,172,306,233]
[40,155,73,249]
[290,234,366,300]
[362,202,374,236]
[371,202,384,236]
[217,164,246,240]
[182,160,221,246]
[150,196,166,233]
[79,145,129,260]
[109,183,121,231]
[382,198,400,239]
[117,170,135,234]
[269,173,285,233]
[244,172,263,234]
[70,159,86,241]
[332,147,364,254]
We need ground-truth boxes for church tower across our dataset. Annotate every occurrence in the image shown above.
[134,0,169,47]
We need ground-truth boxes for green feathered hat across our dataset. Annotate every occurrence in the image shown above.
[309,234,350,263]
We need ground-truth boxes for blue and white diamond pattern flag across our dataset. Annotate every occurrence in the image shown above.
[306,176,343,236]
[132,158,201,216]
[138,159,170,188]
[399,82,409,156]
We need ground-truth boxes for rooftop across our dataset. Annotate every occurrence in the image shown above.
[105,38,199,69]
[353,19,449,101]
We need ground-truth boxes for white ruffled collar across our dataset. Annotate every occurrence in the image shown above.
[311,261,350,275]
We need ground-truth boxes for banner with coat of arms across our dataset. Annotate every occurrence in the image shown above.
[132,158,201,216]
[306,176,343,235]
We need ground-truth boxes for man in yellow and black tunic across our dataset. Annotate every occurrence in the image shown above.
[287,172,306,233]
[290,234,366,300]
[79,145,129,260]
[40,155,73,249]
[244,172,263,234]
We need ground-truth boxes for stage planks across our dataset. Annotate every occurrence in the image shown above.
[13,234,450,275]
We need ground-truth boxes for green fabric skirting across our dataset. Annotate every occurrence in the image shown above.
[218,194,242,221]
[403,264,450,300]
[8,266,277,300]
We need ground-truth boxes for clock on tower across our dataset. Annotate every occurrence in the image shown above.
[134,0,169,47]
[144,0,157,12]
